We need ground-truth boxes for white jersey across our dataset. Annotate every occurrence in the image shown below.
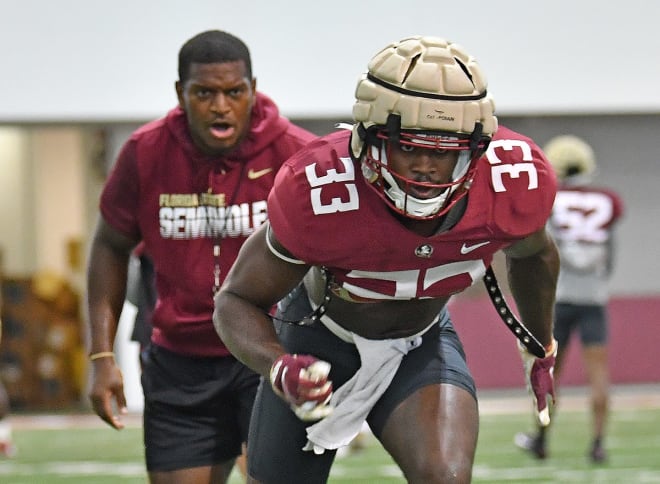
[548,186,624,304]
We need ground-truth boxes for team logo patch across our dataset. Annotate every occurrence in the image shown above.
[415,244,433,258]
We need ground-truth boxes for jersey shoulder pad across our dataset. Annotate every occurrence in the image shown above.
[475,125,557,237]
[267,131,356,263]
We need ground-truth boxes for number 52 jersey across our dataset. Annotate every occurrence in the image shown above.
[548,181,624,304]
[267,125,557,301]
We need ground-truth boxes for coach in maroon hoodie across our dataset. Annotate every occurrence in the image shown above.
[86,29,315,483]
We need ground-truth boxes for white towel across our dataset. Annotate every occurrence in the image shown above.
[303,332,423,454]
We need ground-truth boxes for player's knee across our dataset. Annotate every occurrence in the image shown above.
[592,394,608,412]
[403,457,472,484]
[591,383,609,406]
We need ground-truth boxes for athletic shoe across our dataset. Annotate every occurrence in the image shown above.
[514,432,547,459]
[590,439,607,463]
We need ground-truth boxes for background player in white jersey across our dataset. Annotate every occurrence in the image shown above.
[214,36,559,483]
[515,135,624,463]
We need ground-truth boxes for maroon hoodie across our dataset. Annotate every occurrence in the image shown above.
[101,92,316,356]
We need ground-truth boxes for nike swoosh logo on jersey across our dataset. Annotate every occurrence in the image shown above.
[460,241,490,254]
[247,167,274,180]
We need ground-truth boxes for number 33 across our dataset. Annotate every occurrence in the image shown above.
[485,139,538,193]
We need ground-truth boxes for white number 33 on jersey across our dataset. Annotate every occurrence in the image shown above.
[485,139,538,193]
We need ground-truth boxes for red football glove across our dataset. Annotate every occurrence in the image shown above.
[518,339,557,427]
[269,354,333,421]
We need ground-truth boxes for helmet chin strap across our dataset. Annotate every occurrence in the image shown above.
[379,144,471,218]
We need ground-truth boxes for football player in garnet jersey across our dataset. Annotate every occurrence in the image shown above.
[515,135,624,463]
[214,36,559,483]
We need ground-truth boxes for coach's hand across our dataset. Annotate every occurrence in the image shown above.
[88,356,128,430]
[270,354,333,421]
[519,339,557,427]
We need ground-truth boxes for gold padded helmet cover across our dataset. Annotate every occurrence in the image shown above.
[543,135,596,181]
[351,36,497,158]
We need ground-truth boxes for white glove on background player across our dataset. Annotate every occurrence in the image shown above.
[270,354,333,421]
[518,339,557,426]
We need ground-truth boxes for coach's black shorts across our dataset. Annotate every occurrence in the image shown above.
[248,284,476,484]
[554,302,608,347]
[140,344,259,472]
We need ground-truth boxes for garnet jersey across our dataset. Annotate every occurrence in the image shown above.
[101,93,315,356]
[549,186,624,304]
[267,126,557,301]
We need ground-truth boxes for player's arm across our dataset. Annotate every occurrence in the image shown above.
[86,216,139,429]
[503,226,558,346]
[214,222,309,375]
[214,222,333,420]
[504,226,559,425]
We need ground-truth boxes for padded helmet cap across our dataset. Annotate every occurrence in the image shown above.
[543,135,596,180]
[351,36,497,158]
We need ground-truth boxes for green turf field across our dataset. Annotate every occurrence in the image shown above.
[1,405,659,483]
